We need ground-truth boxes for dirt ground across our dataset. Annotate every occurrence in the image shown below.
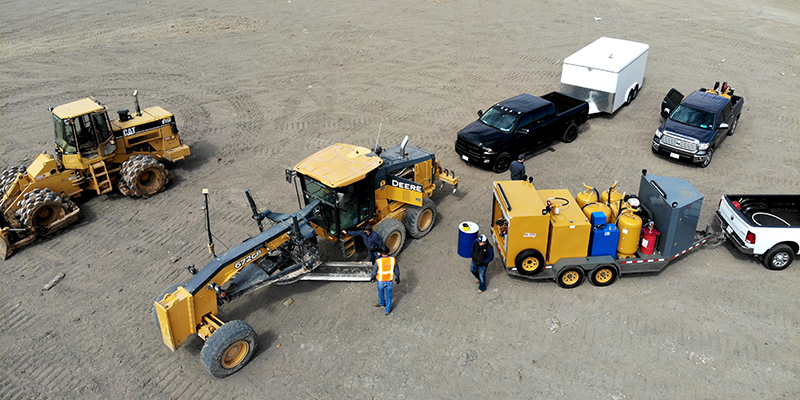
[1,0,799,398]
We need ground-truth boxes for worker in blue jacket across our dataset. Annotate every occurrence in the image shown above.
[471,234,494,293]
[342,225,385,262]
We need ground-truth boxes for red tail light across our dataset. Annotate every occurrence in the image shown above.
[745,231,755,245]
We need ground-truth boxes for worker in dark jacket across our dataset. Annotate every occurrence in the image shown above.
[510,154,526,180]
[342,225,384,262]
[370,246,399,315]
[471,234,494,293]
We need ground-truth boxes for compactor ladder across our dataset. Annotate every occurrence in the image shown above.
[89,161,112,194]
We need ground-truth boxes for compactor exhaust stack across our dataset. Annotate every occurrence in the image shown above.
[133,90,142,116]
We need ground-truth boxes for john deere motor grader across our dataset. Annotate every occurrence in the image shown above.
[0,91,190,259]
[153,136,457,378]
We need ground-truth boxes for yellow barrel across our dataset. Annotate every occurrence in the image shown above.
[616,209,642,258]
[582,202,612,224]
[575,185,599,209]
[609,198,628,221]
[601,184,624,205]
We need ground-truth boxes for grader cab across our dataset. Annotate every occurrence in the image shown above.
[0,91,190,259]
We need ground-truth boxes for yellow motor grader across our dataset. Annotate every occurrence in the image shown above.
[153,136,458,378]
[0,91,190,259]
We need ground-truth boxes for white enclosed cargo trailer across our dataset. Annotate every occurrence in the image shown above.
[560,37,649,114]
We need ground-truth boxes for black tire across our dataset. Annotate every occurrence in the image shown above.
[374,218,406,257]
[762,244,795,271]
[151,282,185,328]
[561,123,578,143]
[727,116,739,136]
[626,85,639,105]
[404,197,437,239]
[0,166,26,197]
[515,249,545,276]
[15,188,67,229]
[201,320,257,378]
[557,266,585,289]
[492,153,512,173]
[589,265,618,287]
[121,155,168,198]
[699,147,714,168]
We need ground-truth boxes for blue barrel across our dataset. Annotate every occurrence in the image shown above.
[457,221,479,258]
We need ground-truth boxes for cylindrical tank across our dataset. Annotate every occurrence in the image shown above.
[640,224,660,255]
[582,202,612,224]
[575,185,599,209]
[457,221,479,258]
[601,184,624,205]
[616,209,643,258]
[609,198,628,221]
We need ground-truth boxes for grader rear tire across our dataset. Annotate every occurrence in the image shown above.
[404,197,437,239]
[121,155,168,198]
[15,188,67,229]
[201,320,257,378]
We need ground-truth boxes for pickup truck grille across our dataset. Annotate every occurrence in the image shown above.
[660,133,697,152]
[455,138,484,158]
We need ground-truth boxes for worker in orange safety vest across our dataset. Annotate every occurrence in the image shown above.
[370,246,400,315]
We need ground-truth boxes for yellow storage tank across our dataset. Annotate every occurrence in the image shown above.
[538,189,591,265]
[616,209,642,258]
[582,202,612,224]
[601,182,624,205]
[575,185,599,209]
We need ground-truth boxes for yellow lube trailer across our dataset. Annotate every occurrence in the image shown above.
[490,172,717,289]
[560,37,649,114]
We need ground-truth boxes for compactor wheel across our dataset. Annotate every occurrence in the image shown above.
[121,155,168,198]
[0,233,11,260]
[0,166,26,197]
[201,320,257,378]
[404,197,437,239]
[374,218,406,257]
[15,188,67,229]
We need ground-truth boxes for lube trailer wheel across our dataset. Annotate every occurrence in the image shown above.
[557,267,585,289]
[515,249,545,276]
[589,265,618,287]
[201,320,257,378]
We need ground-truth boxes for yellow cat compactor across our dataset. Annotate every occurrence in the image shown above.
[154,136,457,378]
[0,91,190,259]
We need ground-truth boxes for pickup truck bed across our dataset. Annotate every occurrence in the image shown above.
[717,194,800,270]
[541,92,589,115]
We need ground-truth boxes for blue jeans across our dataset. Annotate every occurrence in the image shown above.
[470,261,487,292]
[377,280,393,313]
[368,250,379,263]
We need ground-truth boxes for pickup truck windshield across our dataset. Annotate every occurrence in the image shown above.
[670,105,715,130]
[480,107,519,132]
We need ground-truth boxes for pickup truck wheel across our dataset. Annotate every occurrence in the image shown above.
[700,148,714,168]
[492,153,512,173]
[515,249,544,276]
[589,265,618,286]
[727,116,739,136]
[762,244,794,270]
[201,320,257,378]
[561,123,578,143]
[557,266,585,289]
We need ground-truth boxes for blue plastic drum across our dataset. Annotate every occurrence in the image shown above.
[457,221,479,258]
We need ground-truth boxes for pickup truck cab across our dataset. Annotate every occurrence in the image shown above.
[455,92,589,172]
[652,83,743,167]
[717,194,799,270]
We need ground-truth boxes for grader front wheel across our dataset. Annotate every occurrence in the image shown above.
[201,320,257,378]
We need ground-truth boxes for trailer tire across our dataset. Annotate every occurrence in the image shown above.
[557,266,585,289]
[151,282,185,328]
[762,244,794,271]
[374,218,406,257]
[589,265,618,287]
[515,249,545,276]
[626,85,639,105]
[492,153,512,173]
[561,123,578,143]
[404,197,437,239]
[201,320,257,378]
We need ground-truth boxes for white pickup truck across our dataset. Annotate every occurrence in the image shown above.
[717,194,800,270]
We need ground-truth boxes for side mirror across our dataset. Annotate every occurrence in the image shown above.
[719,122,729,129]
[663,107,671,115]
[516,128,529,134]
[284,169,294,183]
[477,110,483,117]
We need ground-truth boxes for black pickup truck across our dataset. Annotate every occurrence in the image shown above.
[652,83,743,168]
[455,92,589,172]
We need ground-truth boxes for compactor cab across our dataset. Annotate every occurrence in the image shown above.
[288,136,458,256]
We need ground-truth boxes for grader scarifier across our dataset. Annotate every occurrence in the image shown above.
[0,91,190,259]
